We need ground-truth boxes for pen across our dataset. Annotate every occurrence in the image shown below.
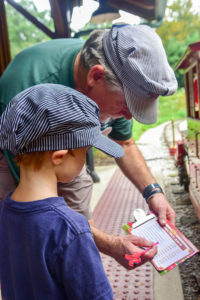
[125,242,159,267]
[142,241,159,254]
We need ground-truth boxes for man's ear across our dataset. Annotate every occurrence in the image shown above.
[51,150,69,166]
[87,65,105,87]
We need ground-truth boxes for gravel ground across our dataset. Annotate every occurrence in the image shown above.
[163,121,200,300]
[164,167,200,300]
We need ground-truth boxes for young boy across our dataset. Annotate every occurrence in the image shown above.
[0,83,124,300]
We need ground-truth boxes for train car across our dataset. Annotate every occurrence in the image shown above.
[176,41,200,219]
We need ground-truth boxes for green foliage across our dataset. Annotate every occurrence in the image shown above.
[73,21,112,40]
[156,0,200,88]
[5,0,54,58]
[132,88,186,140]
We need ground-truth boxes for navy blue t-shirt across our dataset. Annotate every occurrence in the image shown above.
[0,195,113,300]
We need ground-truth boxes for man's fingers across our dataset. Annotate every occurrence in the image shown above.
[125,244,158,268]
[148,193,176,226]
[142,245,158,260]
[111,235,158,269]
[167,209,176,225]
[128,235,154,248]
[158,209,167,226]
[158,205,176,226]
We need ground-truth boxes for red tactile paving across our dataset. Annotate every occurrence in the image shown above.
[93,168,154,300]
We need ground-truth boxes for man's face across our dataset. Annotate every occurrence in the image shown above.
[86,82,132,122]
[75,63,132,122]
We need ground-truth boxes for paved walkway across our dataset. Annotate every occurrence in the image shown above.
[91,121,186,300]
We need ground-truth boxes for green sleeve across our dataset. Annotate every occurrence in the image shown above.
[108,117,133,141]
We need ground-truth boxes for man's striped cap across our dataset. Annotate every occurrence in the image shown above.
[103,24,178,124]
[0,84,124,158]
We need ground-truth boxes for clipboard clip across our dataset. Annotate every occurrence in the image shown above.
[133,208,147,221]
[131,209,155,229]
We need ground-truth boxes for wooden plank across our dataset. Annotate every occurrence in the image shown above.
[0,0,11,76]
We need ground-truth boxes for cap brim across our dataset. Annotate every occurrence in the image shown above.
[124,85,158,125]
[92,133,124,158]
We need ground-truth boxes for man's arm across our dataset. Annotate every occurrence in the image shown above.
[112,137,176,226]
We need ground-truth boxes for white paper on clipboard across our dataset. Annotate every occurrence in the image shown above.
[124,209,199,272]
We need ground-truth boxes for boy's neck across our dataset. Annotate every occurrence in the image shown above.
[12,167,58,202]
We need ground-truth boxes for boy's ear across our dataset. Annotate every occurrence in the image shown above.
[87,65,105,87]
[51,150,69,166]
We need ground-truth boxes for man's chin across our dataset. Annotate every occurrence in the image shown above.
[100,115,111,123]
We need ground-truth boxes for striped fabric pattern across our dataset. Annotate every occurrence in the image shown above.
[0,84,124,158]
[103,24,178,125]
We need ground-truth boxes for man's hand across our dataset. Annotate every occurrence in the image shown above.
[147,193,176,226]
[91,225,157,270]
[110,234,157,269]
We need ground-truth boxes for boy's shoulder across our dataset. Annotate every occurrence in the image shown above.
[51,197,90,235]
[35,197,93,256]
[1,195,91,242]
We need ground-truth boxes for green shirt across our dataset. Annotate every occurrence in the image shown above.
[101,117,133,141]
[0,39,83,112]
[0,38,133,182]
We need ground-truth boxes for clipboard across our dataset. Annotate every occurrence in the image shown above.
[123,209,199,274]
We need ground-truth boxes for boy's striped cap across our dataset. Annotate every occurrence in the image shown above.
[103,24,178,124]
[0,83,124,158]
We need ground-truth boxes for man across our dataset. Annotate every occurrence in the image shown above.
[0,24,177,268]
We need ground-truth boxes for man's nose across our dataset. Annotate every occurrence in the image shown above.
[123,110,132,120]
